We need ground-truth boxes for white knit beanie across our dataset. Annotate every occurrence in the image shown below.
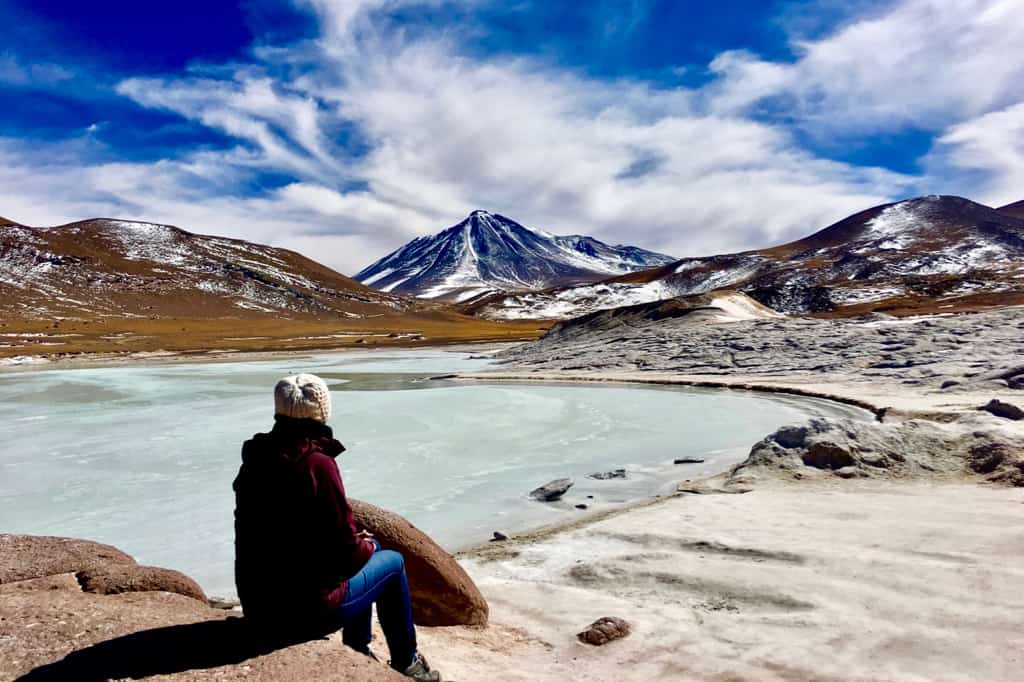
[274,374,332,423]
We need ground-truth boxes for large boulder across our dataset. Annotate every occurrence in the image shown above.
[1,577,404,681]
[1,540,404,681]
[349,499,489,627]
[0,534,135,585]
[0,534,206,605]
[76,564,208,604]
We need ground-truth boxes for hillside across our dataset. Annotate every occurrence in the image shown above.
[998,199,1024,220]
[354,210,673,302]
[0,218,544,360]
[470,195,1024,319]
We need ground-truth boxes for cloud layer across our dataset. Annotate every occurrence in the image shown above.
[2,0,1022,275]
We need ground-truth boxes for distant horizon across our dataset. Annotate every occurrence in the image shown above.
[1,1,1022,274]
[6,190,1023,277]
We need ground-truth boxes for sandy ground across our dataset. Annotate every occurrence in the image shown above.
[396,369,1024,681]
[416,481,1024,682]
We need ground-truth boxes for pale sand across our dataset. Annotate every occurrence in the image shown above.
[408,371,1024,681]
[417,481,1024,681]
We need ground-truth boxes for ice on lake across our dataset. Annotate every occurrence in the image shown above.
[0,349,869,597]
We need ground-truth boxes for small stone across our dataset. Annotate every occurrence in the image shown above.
[940,380,961,389]
[490,532,509,542]
[835,466,862,479]
[588,469,626,480]
[529,478,574,501]
[575,504,588,510]
[673,457,705,465]
[208,596,241,610]
[577,616,631,646]
[979,399,1024,421]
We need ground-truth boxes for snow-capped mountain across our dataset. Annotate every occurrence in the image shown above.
[469,195,1024,319]
[0,217,430,320]
[354,210,675,302]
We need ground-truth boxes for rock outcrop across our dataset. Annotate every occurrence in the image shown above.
[726,414,1024,487]
[0,535,405,681]
[498,305,1024,397]
[349,499,489,627]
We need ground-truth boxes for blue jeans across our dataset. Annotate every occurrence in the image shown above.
[336,541,417,671]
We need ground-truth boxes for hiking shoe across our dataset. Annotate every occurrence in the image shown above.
[403,653,442,681]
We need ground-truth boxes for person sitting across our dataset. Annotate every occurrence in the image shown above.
[233,373,442,681]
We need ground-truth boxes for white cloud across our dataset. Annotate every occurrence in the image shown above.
[928,102,1024,207]
[707,0,1024,136]
[1,0,1021,277]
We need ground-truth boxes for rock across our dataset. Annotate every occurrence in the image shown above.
[0,534,136,585]
[835,466,863,479]
[577,616,632,645]
[75,565,207,604]
[773,425,809,449]
[940,380,961,389]
[575,504,589,510]
[979,399,1024,421]
[529,478,574,501]
[588,469,626,480]
[0,545,402,681]
[737,415,1024,487]
[209,596,241,610]
[673,457,706,465]
[802,441,857,470]
[349,498,488,627]
[490,532,509,542]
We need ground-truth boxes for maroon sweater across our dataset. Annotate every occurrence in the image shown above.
[233,416,374,627]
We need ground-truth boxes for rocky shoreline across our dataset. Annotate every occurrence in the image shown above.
[499,305,1024,399]
[5,308,1023,680]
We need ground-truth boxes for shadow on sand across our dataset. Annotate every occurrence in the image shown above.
[17,617,324,681]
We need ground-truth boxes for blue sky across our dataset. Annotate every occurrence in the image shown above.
[1,0,1022,273]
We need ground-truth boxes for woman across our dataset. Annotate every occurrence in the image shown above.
[233,373,442,681]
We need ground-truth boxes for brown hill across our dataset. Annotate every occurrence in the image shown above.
[469,195,1024,319]
[0,218,543,359]
[998,199,1024,220]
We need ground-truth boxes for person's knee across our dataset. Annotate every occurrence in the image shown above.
[377,549,405,573]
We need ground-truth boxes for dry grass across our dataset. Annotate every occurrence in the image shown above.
[0,314,550,360]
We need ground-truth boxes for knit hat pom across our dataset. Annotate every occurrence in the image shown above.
[274,373,332,423]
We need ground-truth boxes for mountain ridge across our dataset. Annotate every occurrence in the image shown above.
[467,195,1024,320]
[0,216,543,359]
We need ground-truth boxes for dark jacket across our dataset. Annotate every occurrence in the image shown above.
[233,416,374,627]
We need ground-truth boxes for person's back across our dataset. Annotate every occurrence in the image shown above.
[234,417,362,627]
[233,374,442,681]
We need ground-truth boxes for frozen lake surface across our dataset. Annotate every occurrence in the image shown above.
[0,349,869,597]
